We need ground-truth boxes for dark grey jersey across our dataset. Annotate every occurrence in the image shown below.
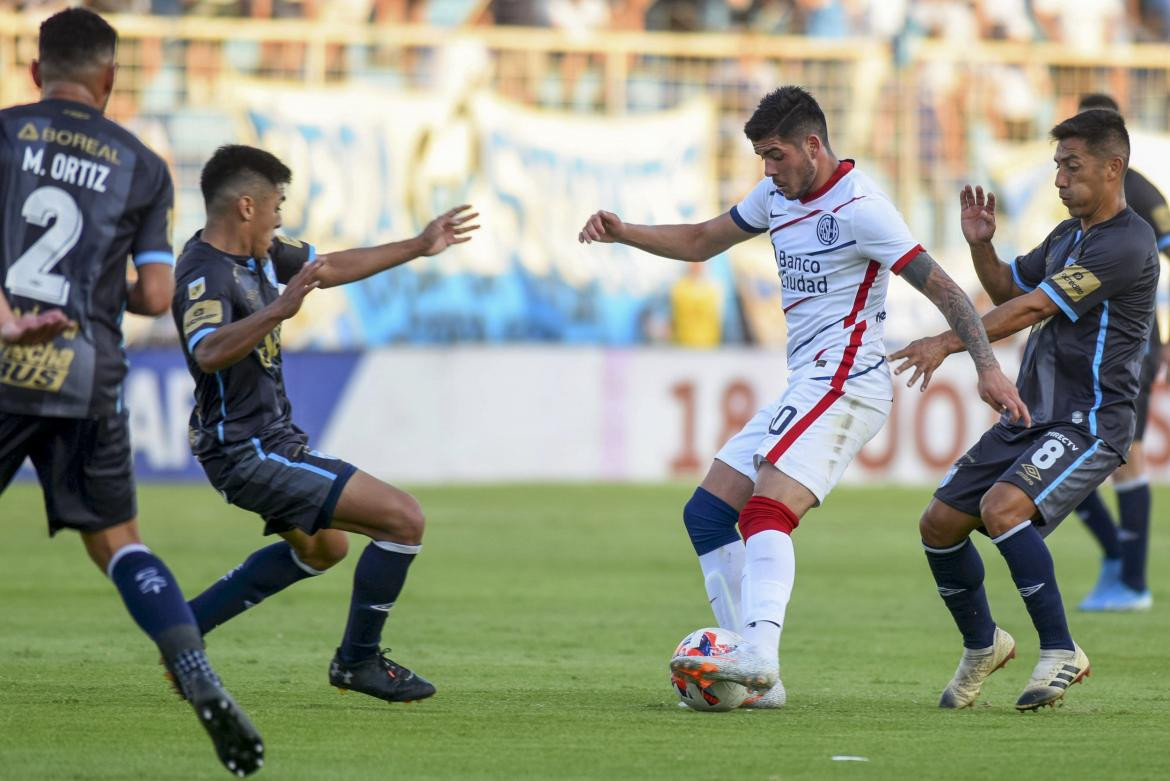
[172,233,314,453]
[1009,209,1159,456]
[0,99,173,417]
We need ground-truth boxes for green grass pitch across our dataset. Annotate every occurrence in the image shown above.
[1,482,1168,780]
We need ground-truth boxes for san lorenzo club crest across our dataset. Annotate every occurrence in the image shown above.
[816,214,839,245]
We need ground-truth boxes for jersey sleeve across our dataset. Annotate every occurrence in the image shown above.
[729,178,772,234]
[131,156,175,267]
[269,235,316,284]
[1037,230,1150,322]
[176,263,236,355]
[851,196,924,274]
[1009,238,1050,293]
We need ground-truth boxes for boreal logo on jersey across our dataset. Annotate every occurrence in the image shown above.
[816,214,839,245]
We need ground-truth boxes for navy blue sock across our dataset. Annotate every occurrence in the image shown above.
[1116,482,1151,592]
[924,538,996,649]
[682,487,741,556]
[1075,490,1121,559]
[339,541,418,663]
[993,523,1073,651]
[189,542,320,635]
[108,545,204,663]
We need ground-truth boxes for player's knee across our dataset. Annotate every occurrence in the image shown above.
[977,492,1025,538]
[299,533,349,571]
[682,487,740,555]
[378,493,425,545]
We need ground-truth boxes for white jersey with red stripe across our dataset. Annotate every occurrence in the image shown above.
[730,160,923,400]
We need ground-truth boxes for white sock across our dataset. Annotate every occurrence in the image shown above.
[740,530,795,668]
[698,541,745,630]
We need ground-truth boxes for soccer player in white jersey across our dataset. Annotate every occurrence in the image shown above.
[578,86,1027,707]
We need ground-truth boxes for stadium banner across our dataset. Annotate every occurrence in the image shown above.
[106,347,1170,484]
[194,83,739,347]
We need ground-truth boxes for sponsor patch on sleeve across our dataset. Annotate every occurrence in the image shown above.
[182,299,223,336]
[1049,265,1101,302]
[187,276,206,300]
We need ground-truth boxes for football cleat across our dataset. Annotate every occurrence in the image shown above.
[179,671,265,777]
[1079,582,1152,612]
[741,679,787,709]
[1077,558,1122,611]
[329,648,436,703]
[670,642,778,690]
[1015,644,1090,711]
[938,627,1016,709]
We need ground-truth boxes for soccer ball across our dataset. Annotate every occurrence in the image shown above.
[670,627,748,712]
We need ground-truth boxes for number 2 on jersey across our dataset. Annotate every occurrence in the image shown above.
[4,186,82,306]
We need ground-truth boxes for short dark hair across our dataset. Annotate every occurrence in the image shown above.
[743,86,830,149]
[1077,93,1120,113]
[38,8,117,80]
[1050,109,1130,167]
[200,145,292,212]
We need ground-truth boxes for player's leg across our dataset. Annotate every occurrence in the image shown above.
[683,441,756,632]
[325,470,434,702]
[675,385,890,696]
[188,438,355,635]
[1073,486,1121,581]
[922,430,1017,708]
[987,427,1119,710]
[1097,343,1159,608]
[189,527,349,635]
[1110,442,1153,606]
[33,414,263,775]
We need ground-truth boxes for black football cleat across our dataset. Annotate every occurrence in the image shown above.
[329,648,436,703]
[179,670,265,777]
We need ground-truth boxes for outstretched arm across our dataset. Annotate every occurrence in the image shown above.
[897,251,1030,425]
[314,205,479,289]
[578,210,752,262]
[959,185,1026,305]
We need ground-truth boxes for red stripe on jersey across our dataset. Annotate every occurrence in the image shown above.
[844,260,880,327]
[800,160,855,204]
[891,244,925,275]
[765,257,879,464]
[770,209,822,235]
[832,195,866,213]
[784,296,814,313]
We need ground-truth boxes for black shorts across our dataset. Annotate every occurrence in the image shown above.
[934,423,1122,529]
[1133,338,1160,439]
[198,429,357,535]
[0,411,136,535]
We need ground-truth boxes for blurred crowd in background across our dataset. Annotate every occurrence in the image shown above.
[2,1,1168,46]
[1,1,1168,349]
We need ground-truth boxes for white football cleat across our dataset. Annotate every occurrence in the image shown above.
[670,643,778,690]
[741,679,787,709]
[1015,643,1090,711]
[938,627,1016,709]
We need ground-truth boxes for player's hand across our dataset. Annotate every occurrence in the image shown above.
[0,309,75,346]
[578,210,625,244]
[418,205,479,257]
[976,366,1031,427]
[889,335,950,392]
[271,259,322,320]
[959,185,997,245]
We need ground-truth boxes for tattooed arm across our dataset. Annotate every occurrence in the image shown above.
[891,251,1031,426]
[899,252,998,371]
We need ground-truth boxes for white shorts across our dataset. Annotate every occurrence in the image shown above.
[714,378,891,504]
